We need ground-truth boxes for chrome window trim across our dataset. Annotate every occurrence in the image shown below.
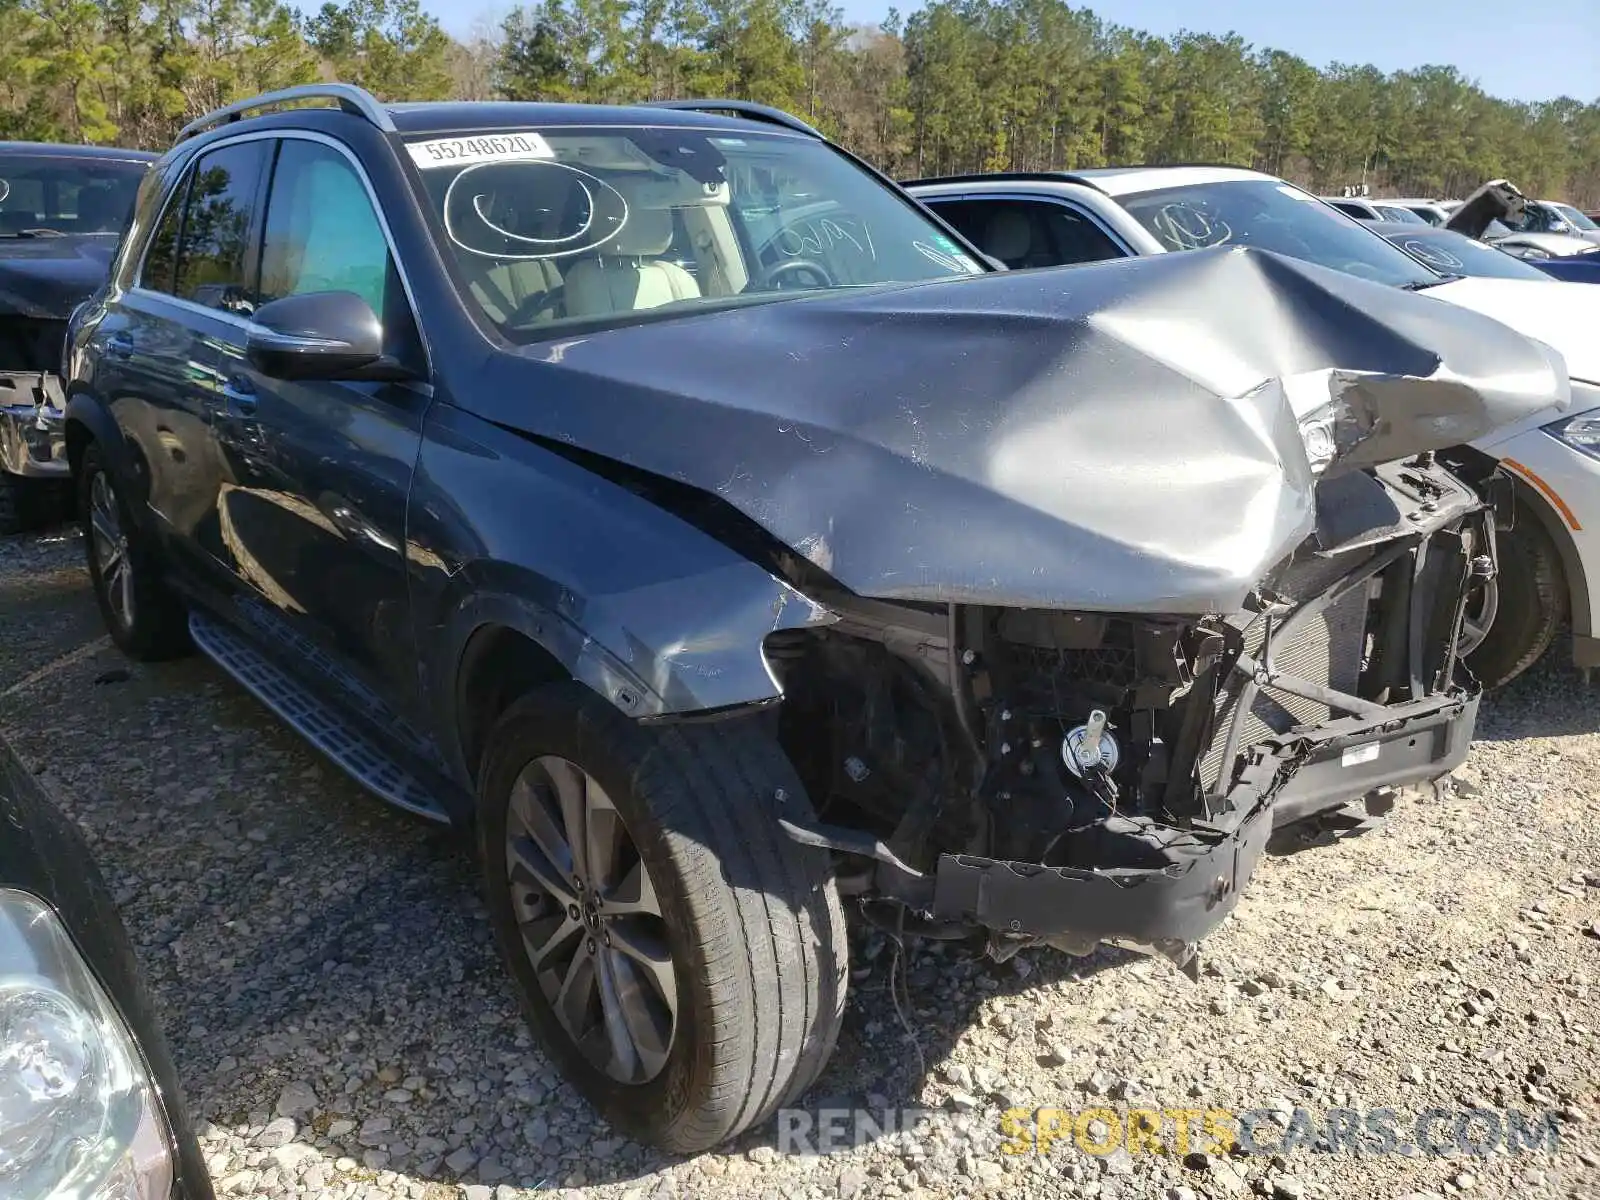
[129,127,432,376]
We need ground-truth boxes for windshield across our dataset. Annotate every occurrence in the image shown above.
[406,127,983,338]
[1552,203,1599,232]
[1374,204,1427,225]
[1381,228,1551,281]
[0,154,147,236]
[1117,179,1440,288]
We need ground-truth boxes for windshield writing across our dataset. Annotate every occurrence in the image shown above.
[1119,179,1440,288]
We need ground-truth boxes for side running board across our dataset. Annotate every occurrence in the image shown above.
[189,610,450,823]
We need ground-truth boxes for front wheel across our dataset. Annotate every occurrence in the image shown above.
[477,682,847,1153]
[1467,511,1565,689]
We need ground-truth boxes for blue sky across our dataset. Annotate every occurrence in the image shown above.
[427,0,1598,105]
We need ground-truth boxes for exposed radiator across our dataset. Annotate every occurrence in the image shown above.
[1199,560,1370,793]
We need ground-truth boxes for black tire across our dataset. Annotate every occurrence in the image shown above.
[79,442,191,660]
[1469,511,1565,689]
[477,682,847,1153]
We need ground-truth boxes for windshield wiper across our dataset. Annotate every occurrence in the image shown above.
[1401,274,1464,290]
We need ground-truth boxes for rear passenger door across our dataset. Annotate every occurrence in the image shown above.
[87,139,271,586]
[208,135,433,731]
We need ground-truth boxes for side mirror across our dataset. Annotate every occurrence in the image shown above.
[246,291,396,381]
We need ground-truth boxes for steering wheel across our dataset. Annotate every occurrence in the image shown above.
[762,257,834,290]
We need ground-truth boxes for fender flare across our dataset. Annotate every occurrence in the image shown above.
[423,570,832,787]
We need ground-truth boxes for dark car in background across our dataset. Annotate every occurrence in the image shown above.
[0,734,212,1199]
[1367,219,1581,281]
[0,142,153,533]
[1525,246,1600,285]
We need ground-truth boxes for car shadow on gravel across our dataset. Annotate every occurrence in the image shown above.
[157,784,1149,1192]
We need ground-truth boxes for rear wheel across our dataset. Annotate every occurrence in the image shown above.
[79,442,190,660]
[477,682,847,1153]
[1467,511,1565,689]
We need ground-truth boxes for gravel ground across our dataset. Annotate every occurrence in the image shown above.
[3,523,1600,1200]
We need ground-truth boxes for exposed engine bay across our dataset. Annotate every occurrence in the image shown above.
[768,452,1490,972]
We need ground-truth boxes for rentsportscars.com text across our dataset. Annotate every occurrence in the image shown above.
[773,1103,1565,1159]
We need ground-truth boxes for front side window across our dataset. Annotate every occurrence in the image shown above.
[259,140,393,317]
[1118,179,1441,288]
[924,197,1124,270]
[173,141,270,314]
[405,127,983,339]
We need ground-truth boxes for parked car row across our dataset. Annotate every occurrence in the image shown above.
[0,87,1591,1166]
[0,143,155,533]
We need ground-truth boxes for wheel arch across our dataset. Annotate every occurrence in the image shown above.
[62,391,151,528]
[1505,472,1586,636]
[452,618,572,787]
[63,391,120,477]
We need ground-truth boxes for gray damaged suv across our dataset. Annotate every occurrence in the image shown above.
[63,86,1566,1149]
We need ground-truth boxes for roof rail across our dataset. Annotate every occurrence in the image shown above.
[645,100,821,139]
[902,171,1109,195]
[177,83,395,142]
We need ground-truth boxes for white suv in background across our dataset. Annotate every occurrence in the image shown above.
[907,167,1600,688]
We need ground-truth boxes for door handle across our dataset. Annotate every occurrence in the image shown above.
[106,332,133,359]
[221,381,258,417]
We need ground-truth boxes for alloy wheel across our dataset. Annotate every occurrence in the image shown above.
[88,471,134,630]
[1458,577,1499,658]
[504,756,677,1084]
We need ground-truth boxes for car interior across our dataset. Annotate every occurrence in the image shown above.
[919,196,1125,269]
[0,168,140,235]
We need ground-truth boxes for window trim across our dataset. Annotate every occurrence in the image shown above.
[130,128,431,378]
[136,161,195,296]
[922,191,1137,262]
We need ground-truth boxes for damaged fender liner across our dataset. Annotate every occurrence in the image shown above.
[858,688,1478,947]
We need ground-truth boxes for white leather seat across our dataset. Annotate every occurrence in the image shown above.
[564,209,700,318]
[980,208,1034,269]
[456,185,571,325]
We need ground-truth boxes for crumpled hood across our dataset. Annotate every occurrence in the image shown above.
[469,245,1568,613]
[0,236,116,318]
[1431,274,1600,385]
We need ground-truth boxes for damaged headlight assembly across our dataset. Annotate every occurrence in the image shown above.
[0,890,174,1200]
[1285,372,1379,477]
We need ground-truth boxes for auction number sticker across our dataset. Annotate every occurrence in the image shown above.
[406,133,555,169]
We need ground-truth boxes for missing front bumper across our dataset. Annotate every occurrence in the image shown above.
[861,687,1477,949]
[0,372,67,477]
